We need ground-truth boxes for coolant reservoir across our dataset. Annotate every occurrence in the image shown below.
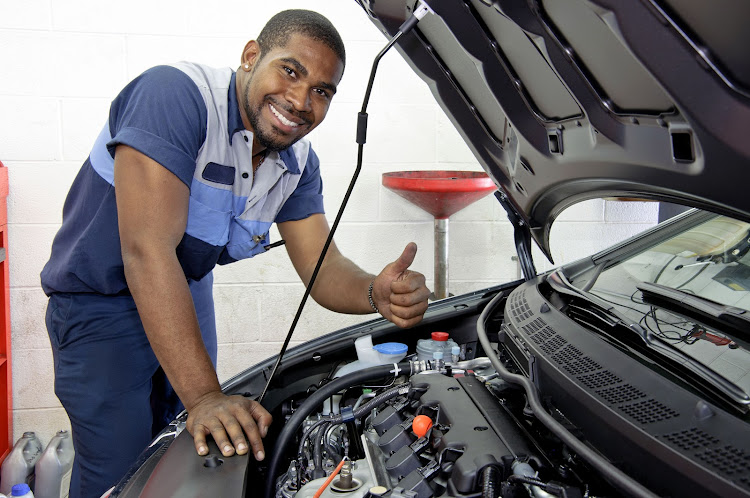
[416,332,458,362]
[334,335,408,378]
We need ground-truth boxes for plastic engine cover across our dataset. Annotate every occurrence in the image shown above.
[375,374,514,494]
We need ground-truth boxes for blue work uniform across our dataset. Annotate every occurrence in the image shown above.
[40,63,325,498]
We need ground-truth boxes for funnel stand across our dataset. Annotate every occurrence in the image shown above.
[434,218,449,299]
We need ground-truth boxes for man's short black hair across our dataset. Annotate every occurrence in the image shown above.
[257,10,346,68]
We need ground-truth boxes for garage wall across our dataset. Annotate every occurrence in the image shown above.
[0,0,658,445]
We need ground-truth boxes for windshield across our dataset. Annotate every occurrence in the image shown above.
[587,213,750,398]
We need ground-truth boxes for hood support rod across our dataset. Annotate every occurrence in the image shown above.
[495,190,536,280]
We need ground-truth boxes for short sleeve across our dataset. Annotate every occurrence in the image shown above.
[106,65,208,186]
[275,147,325,222]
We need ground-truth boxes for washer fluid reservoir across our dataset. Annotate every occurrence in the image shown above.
[334,335,407,378]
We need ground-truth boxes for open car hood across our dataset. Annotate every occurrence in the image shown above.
[356,0,750,261]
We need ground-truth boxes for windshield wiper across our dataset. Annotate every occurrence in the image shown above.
[636,281,750,345]
[547,270,649,344]
[547,271,750,409]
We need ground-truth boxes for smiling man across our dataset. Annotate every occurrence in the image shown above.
[40,10,430,498]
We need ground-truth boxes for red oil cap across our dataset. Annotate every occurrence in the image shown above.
[412,415,433,438]
[431,332,449,341]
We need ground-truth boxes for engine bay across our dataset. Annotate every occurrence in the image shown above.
[113,279,750,498]
[253,283,629,498]
[256,278,750,498]
[269,343,605,498]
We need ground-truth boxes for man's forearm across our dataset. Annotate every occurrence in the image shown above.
[124,254,221,410]
[309,251,376,314]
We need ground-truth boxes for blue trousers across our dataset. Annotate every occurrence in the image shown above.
[45,275,217,498]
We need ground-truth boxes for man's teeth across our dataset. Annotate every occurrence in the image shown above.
[270,105,299,128]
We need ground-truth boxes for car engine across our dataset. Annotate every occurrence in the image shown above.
[270,351,605,498]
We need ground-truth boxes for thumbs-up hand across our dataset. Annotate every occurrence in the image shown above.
[372,242,431,328]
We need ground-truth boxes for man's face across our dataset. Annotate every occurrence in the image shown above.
[240,33,344,153]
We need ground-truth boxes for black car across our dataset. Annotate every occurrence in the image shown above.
[107,1,750,497]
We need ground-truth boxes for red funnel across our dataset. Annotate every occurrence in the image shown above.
[382,171,496,219]
[382,171,497,300]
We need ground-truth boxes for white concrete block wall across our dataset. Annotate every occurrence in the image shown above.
[0,0,658,448]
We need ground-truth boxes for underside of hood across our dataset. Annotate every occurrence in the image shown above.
[356,0,750,261]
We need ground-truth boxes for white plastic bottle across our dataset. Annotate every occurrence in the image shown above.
[34,431,74,498]
[0,432,43,495]
[334,335,408,377]
[9,483,33,498]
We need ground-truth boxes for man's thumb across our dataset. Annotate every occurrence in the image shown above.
[391,242,418,275]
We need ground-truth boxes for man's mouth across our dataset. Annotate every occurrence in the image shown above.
[269,103,303,129]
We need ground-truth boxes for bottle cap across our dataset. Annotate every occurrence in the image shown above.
[373,342,408,355]
[431,332,449,341]
[451,346,461,355]
[11,483,31,496]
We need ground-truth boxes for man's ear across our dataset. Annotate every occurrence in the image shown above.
[241,40,261,70]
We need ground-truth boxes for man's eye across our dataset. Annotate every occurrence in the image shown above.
[314,88,331,99]
[283,66,295,77]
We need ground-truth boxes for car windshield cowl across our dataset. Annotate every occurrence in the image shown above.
[547,270,750,410]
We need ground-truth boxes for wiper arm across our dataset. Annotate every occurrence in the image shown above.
[547,270,649,345]
[636,281,750,344]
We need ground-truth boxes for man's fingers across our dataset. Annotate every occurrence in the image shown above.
[249,401,273,438]
[389,242,418,275]
[377,260,430,328]
[387,310,425,329]
[387,299,429,329]
[193,428,210,456]
[236,406,267,460]
[186,393,272,460]
[221,416,250,456]
[208,422,236,457]
[391,272,428,295]
[389,288,429,307]
[389,300,429,319]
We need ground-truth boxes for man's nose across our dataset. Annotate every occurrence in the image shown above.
[286,83,312,112]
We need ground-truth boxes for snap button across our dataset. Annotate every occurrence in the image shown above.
[244,136,249,142]
[242,172,249,179]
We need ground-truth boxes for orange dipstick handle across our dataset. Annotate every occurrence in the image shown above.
[412,414,433,438]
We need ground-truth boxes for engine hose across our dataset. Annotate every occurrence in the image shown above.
[298,419,329,461]
[295,420,331,489]
[476,291,659,498]
[265,361,411,498]
[312,423,328,479]
[323,423,342,462]
[330,382,410,423]
[481,465,501,498]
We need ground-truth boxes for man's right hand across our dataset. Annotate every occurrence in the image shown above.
[186,391,273,460]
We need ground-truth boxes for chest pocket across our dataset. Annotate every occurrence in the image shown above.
[202,162,235,186]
